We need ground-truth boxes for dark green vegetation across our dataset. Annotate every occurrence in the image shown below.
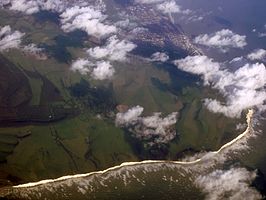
[69,79,116,113]
[0,9,245,186]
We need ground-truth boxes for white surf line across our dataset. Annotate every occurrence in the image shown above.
[13,109,254,189]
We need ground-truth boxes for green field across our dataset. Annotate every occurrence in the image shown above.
[0,9,246,184]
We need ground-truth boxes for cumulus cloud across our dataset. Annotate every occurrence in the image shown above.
[0,25,24,51]
[155,1,190,23]
[156,1,182,14]
[71,35,135,80]
[195,167,262,200]
[71,58,93,75]
[194,29,247,52]
[247,49,266,61]
[0,25,45,58]
[1,0,65,14]
[92,61,114,80]
[71,59,114,80]
[22,43,47,59]
[22,43,42,54]
[116,106,144,126]
[116,106,178,145]
[60,5,116,38]
[87,36,136,61]
[174,55,266,118]
[150,52,169,62]
[9,0,39,14]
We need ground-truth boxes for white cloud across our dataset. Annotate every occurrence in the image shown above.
[258,32,266,38]
[71,35,135,80]
[130,27,149,35]
[156,1,182,14]
[194,29,247,51]
[71,58,93,75]
[0,25,46,58]
[60,5,116,38]
[155,1,190,23]
[71,59,114,80]
[39,0,65,13]
[0,0,10,7]
[134,0,189,22]
[92,61,114,80]
[258,26,266,38]
[116,105,144,126]
[247,49,266,61]
[23,43,43,54]
[135,0,164,4]
[1,0,65,14]
[174,55,266,118]
[195,167,262,200]
[22,43,47,59]
[150,52,169,62]
[0,25,24,51]
[87,36,136,61]
[116,106,178,145]
[9,0,39,14]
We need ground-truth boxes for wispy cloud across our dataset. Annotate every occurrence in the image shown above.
[134,0,190,23]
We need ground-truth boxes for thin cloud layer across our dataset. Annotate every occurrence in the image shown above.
[0,25,24,51]
[247,49,266,61]
[60,5,116,38]
[116,106,178,145]
[87,36,136,61]
[134,0,189,18]
[175,55,266,118]
[195,167,261,200]
[194,29,247,52]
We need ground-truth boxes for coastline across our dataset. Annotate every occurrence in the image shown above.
[12,109,254,189]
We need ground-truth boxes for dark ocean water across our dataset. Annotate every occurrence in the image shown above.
[177,0,266,61]
[0,1,265,199]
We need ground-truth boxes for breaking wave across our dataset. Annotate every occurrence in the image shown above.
[1,109,261,200]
